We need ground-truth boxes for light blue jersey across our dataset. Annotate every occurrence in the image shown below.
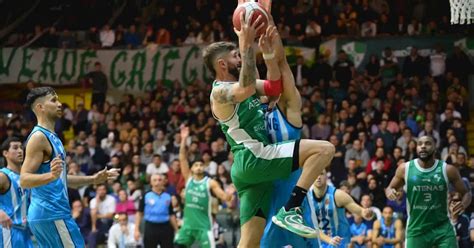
[0,168,33,248]
[261,104,306,248]
[26,125,70,222]
[350,221,368,248]
[303,185,351,248]
[379,218,395,248]
[26,125,85,247]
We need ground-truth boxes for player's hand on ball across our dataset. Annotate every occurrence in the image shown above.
[258,25,278,55]
[234,11,265,45]
[50,155,63,180]
[329,236,342,246]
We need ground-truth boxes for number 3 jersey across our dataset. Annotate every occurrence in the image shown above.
[303,185,351,248]
[405,159,450,237]
[182,176,212,230]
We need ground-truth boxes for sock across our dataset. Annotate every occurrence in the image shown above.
[284,186,308,211]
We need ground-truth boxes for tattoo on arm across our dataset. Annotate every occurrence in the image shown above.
[212,85,236,104]
[239,46,256,88]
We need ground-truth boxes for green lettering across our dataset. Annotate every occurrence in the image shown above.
[79,50,98,77]
[110,51,128,88]
[38,48,58,83]
[59,50,78,83]
[161,49,180,87]
[182,46,199,85]
[145,51,161,91]
[0,47,18,76]
[17,48,37,82]
[127,51,146,90]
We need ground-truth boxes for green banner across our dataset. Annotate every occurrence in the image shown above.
[334,36,473,70]
[0,45,315,92]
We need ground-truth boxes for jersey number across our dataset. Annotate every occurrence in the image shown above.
[319,217,330,232]
[423,193,432,202]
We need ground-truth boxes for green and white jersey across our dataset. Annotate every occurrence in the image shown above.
[405,159,450,237]
[183,176,212,230]
[212,81,270,152]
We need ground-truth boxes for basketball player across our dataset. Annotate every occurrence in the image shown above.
[0,137,32,247]
[386,135,472,247]
[258,3,340,246]
[20,87,120,247]
[303,170,374,247]
[174,126,235,248]
[371,206,403,248]
[203,9,335,248]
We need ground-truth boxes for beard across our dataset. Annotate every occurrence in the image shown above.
[228,64,240,79]
[418,150,434,162]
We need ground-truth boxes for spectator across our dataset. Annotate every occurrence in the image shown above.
[146,154,169,182]
[430,45,447,77]
[345,139,371,170]
[124,25,141,49]
[72,200,92,244]
[333,50,355,87]
[100,24,115,48]
[107,212,139,248]
[86,62,108,110]
[407,19,422,36]
[89,184,116,247]
[115,189,137,222]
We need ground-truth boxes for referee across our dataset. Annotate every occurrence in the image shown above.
[134,174,178,248]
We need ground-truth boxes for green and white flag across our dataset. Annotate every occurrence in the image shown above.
[341,42,367,68]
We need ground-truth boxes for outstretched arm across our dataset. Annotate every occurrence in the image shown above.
[68,167,120,189]
[179,126,191,181]
[335,190,374,220]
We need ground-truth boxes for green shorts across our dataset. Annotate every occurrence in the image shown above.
[231,140,299,225]
[406,221,457,248]
[174,227,214,248]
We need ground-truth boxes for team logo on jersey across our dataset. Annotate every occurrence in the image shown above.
[433,174,441,182]
[148,198,155,205]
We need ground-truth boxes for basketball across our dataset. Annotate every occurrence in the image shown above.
[232,2,269,37]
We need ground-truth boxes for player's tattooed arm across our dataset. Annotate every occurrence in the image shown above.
[212,84,237,104]
[239,45,257,88]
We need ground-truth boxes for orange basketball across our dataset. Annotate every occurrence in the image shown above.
[232,2,269,37]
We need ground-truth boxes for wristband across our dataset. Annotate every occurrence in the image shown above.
[263,78,282,96]
[262,52,275,60]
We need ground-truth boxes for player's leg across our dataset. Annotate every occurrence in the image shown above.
[434,221,457,248]
[405,235,432,248]
[13,228,34,248]
[174,228,195,247]
[29,219,85,248]
[239,216,266,248]
[195,229,215,248]
[273,139,334,236]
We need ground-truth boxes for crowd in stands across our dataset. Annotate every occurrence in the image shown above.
[3,0,471,48]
